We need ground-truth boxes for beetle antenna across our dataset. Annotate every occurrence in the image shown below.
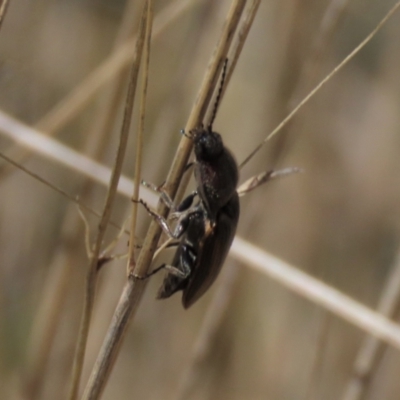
[208,58,228,131]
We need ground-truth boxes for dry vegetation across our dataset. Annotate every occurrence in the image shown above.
[1,0,400,399]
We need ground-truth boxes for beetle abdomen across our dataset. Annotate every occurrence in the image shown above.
[182,192,240,308]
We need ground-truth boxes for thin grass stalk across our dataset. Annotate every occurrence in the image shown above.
[67,4,149,399]
[232,237,400,350]
[128,0,152,274]
[0,111,157,205]
[81,2,247,398]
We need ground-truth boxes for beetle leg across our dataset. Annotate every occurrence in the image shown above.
[139,183,197,214]
[134,260,190,281]
[133,199,170,233]
[177,244,196,278]
[141,180,176,209]
[138,242,195,281]
[134,199,194,240]
[163,263,189,278]
[141,163,195,211]
[154,247,193,280]
[171,191,198,217]
[134,263,168,280]
[133,239,180,280]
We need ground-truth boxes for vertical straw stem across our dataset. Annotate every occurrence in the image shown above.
[128,1,153,274]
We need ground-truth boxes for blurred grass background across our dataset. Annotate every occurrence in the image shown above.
[1,0,400,399]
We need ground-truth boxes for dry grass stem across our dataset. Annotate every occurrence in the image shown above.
[232,238,400,350]
[128,1,153,275]
[239,0,400,169]
[67,4,149,399]
[81,1,247,398]
[0,111,157,204]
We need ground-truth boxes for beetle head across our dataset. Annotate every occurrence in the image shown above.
[191,126,224,161]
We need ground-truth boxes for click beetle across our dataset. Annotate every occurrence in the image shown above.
[137,59,298,308]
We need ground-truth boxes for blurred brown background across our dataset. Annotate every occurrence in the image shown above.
[1,0,400,399]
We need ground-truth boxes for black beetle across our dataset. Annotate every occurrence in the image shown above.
[136,60,242,308]
[137,137,240,309]
[137,59,298,308]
